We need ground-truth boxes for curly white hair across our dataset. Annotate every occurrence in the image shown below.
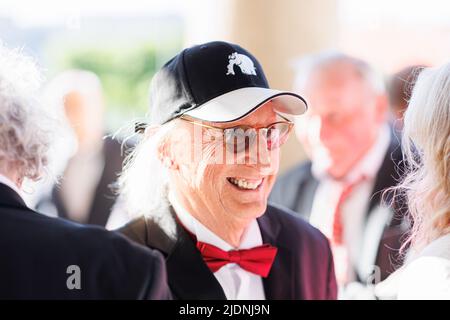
[0,44,52,181]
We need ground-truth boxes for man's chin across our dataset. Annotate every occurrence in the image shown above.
[234,201,267,219]
[311,156,348,180]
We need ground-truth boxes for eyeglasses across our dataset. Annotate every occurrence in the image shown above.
[179,114,293,154]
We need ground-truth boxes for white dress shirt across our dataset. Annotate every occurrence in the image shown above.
[168,191,266,300]
[309,124,391,284]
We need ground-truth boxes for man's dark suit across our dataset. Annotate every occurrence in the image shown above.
[0,183,171,299]
[36,136,125,226]
[118,204,337,300]
[270,132,408,282]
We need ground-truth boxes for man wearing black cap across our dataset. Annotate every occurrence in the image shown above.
[117,41,337,299]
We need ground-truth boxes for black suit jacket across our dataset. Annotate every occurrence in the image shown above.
[270,132,408,282]
[37,136,125,226]
[0,183,171,299]
[117,204,337,300]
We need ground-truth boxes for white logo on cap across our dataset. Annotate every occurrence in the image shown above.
[226,52,257,76]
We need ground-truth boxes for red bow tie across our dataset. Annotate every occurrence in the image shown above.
[196,241,278,278]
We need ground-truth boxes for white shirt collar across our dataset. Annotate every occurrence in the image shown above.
[313,124,391,184]
[0,173,25,202]
[168,190,263,251]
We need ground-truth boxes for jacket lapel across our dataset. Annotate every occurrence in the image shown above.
[360,132,406,280]
[258,210,294,299]
[293,164,319,220]
[166,228,226,299]
[143,206,226,300]
[88,138,124,226]
[367,132,402,217]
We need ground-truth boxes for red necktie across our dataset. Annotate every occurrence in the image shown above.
[196,241,278,278]
[332,176,366,245]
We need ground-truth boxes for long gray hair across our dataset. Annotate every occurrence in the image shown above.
[0,44,53,181]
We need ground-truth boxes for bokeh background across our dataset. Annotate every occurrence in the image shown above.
[1,0,449,173]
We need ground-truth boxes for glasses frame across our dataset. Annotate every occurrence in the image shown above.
[179,113,294,152]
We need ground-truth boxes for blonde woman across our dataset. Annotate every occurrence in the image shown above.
[376,61,450,299]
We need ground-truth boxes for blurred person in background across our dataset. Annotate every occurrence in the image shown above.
[388,64,427,129]
[376,61,450,299]
[117,41,337,300]
[35,70,125,227]
[0,43,170,299]
[270,52,408,298]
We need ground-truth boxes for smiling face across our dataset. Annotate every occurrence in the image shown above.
[295,62,388,179]
[163,102,282,226]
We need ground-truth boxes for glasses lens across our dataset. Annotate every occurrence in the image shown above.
[223,122,291,154]
[266,123,291,150]
[224,127,257,154]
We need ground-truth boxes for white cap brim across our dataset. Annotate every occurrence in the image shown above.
[183,87,307,122]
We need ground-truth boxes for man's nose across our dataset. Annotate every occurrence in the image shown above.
[254,134,277,173]
[318,117,334,142]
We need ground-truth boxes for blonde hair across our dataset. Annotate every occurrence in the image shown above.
[396,61,450,253]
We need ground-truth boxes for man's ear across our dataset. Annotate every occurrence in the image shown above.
[157,138,179,170]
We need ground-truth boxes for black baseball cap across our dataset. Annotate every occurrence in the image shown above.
[148,41,307,125]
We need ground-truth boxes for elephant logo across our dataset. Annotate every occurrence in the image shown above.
[226,52,257,76]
